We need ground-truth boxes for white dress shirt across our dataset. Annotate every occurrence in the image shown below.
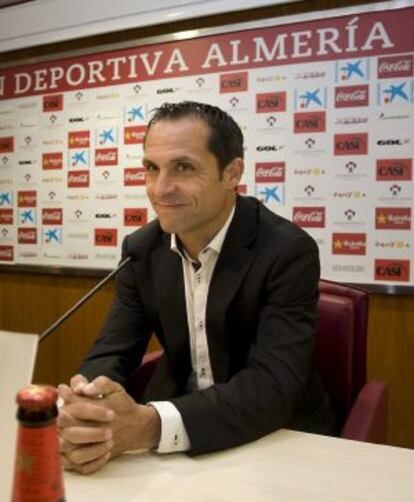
[150,205,235,453]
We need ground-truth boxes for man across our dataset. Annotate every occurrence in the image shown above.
[58,101,335,474]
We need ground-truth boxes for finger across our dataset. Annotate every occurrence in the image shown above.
[60,426,112,445]
[61,454,75,471]
[70,374,89,394]
[64,401,114,423]
[82,376,123,398]
[59,435,77,453]
[72,452,111,475]
[58,383,76,404]
[66,440,113,466]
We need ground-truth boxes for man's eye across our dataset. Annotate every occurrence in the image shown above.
[145,164,158,172]
[176,163,194,172]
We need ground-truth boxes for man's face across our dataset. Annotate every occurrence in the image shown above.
[143,117,242,250]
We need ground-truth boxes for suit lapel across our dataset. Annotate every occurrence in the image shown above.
[206,196,258,382]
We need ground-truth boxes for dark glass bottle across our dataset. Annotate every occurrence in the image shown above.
[12,385,65,502]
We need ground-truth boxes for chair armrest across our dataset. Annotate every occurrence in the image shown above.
[126,350,163,402]
[341,381,388,444]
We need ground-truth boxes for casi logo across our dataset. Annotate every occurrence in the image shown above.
[334,133,368,155]
[335,85,369,107]
[294,112,326,133]
[94,228,117,247]
[375,207,411,230]
[255,162,285,183]
[95,148,118,166]
[0,136,14,153]
[292,207,325,228]
[124,208,148,226]
[43,94,63,112]
[18,227,37,244]
[68,170,90,188]
[42,208,63,225]
[220,72,248,93]
[124,168,146,186]
[42,152,63,170]
[376,159,412,181]
[124,125,146,144]
[374,259,410,282]
[332,233,366,255]
[0,245,13,261]
[256,92,286,113]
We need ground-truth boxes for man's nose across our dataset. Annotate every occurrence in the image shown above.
[151,170,175,197]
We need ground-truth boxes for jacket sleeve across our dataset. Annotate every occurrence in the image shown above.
[171,234,324,454]
[78,237,152,386]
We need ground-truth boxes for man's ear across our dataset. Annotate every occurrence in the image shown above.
[224,158,244,189]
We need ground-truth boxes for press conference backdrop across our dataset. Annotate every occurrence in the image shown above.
[0,1,413,288]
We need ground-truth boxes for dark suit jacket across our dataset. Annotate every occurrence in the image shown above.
[79,195,335,454]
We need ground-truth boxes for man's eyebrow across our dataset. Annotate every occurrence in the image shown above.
[143,155,196,165]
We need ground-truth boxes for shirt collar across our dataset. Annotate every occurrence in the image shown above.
[170,204,235,259]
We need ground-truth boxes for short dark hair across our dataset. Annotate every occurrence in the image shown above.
[145,101,244,171]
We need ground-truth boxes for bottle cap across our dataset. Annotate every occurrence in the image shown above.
[16,385,58,411]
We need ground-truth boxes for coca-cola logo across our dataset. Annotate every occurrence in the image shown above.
[124,208,148,226]
[42,152,63,170]
[0,208,13,225]
[95,148,118,166]
[124,168,146,186]
[335,85,369,108]
[292,207,325,228]
[376,159,412,181]
[377,55,413,79]
[43,94,63,112]
[68,170,90,188]
[124,126,146,144]
[255,162,285,183]
[375,259,410,282]
[18,228,37,244]
[0,136,14,153]
[256,92,286,113]
[68,130,90,149]
[376,207,411,230]
[17,190,36,207]
[294,112,326,133]
[332,233,366,255]
[220,72,248,93]
[334,133,368,155]
[94,228,117,247]
[42,208,63,225]
[0,245,13,261]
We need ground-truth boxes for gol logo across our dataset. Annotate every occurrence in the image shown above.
[124,208,148,227]
[334,133,368,155]
[220,72,248,93]
[374,259,410,282]
[94,228,117,247]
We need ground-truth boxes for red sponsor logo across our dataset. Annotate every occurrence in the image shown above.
[68,170,90,188]
[124,168,146,186]
[42,152,63,170]
[17,190,36,207]
[43,94,63,112]
[294,111,326,133]
[124,208,148,227]
[376,207,411,230]
[68,130,90,149]
[255,162,285,183]
[0,136,14,153]
[377,55,413,79]
[0,209,13,225]
[95,148,118,166]
[335,85,369,107]
[124,126,146,144]
[376,159,412,181]
[236,184,247,194]
[94,228,117,246]
[42,208,63,225]
[292,207,325,228]
[220,72,248,93]
[375,259,410,282]
[18,228,37,244]
[334,133,368,155]
[256,92,286,113]
[0,245,13,261]
[332,233,366,255]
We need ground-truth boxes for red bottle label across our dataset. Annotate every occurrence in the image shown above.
[12,422,65,501]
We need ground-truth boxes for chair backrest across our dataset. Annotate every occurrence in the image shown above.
[315,280,369,425]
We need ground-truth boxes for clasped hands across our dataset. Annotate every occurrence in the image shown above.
[58,375,161,475]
